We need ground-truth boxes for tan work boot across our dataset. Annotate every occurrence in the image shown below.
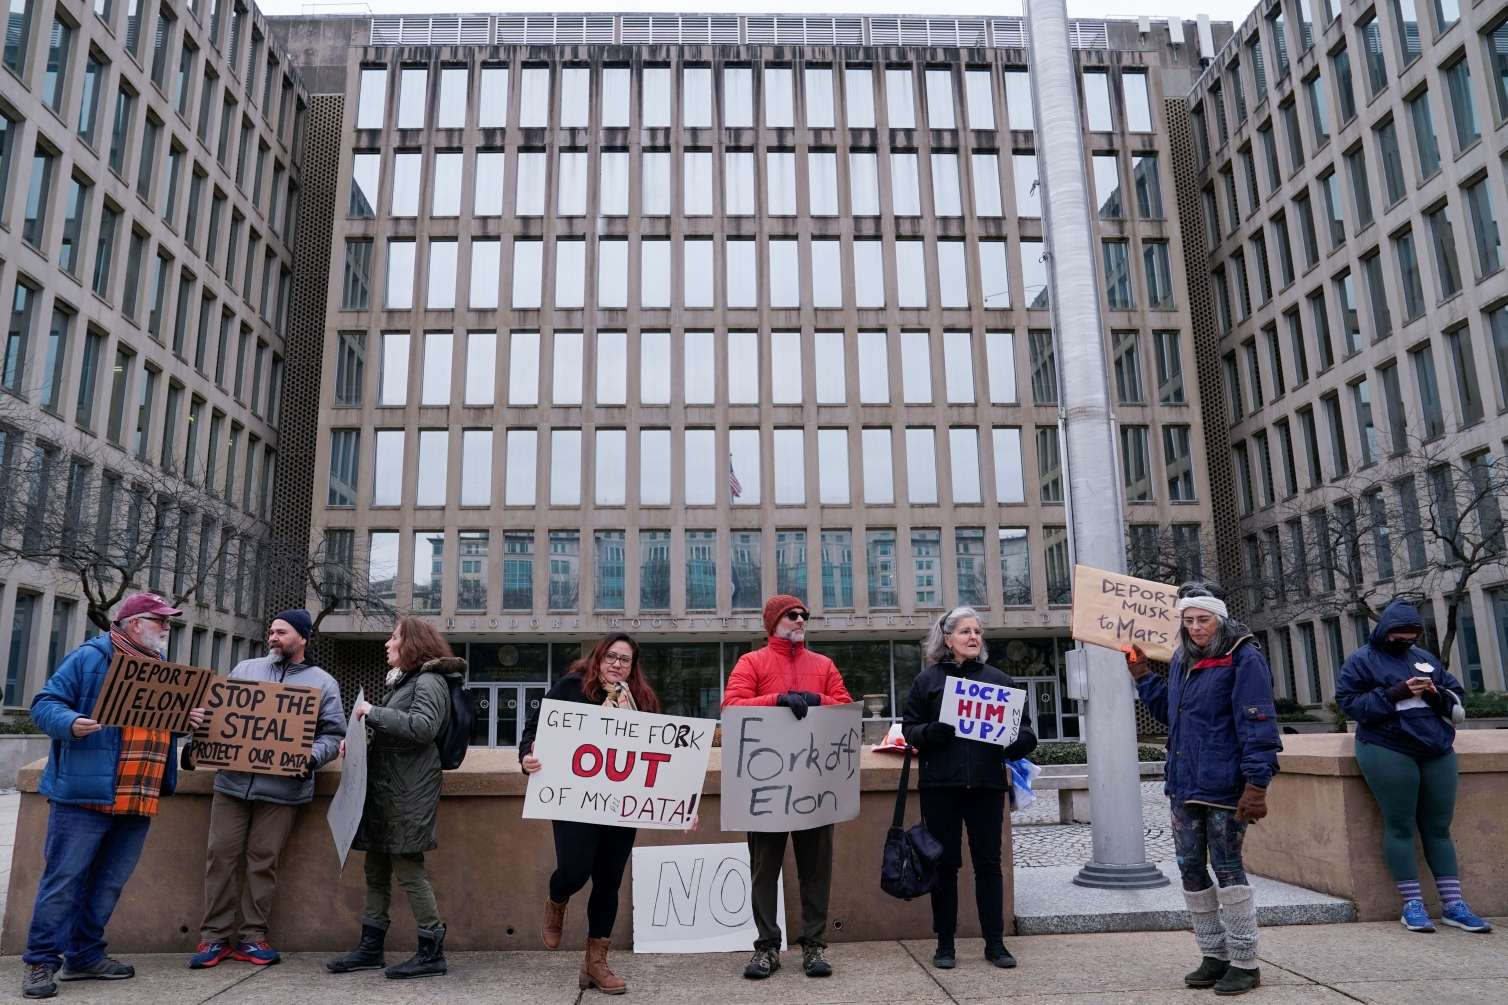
[542,898,568,950]
[578,936,626,994]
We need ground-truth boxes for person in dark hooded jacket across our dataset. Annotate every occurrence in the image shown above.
[1126,582,1279,998]
[1335,598,1491,935]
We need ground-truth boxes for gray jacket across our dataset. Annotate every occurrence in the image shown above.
[210,655,346,805]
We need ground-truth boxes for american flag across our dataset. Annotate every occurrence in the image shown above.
[729,455,743,499]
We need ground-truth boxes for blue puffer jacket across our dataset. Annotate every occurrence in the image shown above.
[1335,600,1463,759]
[1136,634,1281,807]
[29,635,179,806]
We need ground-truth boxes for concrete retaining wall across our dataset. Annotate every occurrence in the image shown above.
[0,736,49,788]
[2,748,1012,953]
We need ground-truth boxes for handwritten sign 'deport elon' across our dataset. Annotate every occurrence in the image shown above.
[720,703,863,832]
[939,677,1027,747]
[1069,564,1180,662]
[190,678,320,777]
[523,701,715,830]
[90,654,216,732]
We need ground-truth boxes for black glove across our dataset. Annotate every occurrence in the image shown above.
[295,754,318,781]
[776,691,810,719]
[179,741,196,772]
[1422,687,1456,717]
[800,691,823,708]
[926,722,956,744]
[1385,680,1416,703]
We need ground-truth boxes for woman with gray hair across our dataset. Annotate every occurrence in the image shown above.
[902,606,1037,971]
[1125,582,1281,998]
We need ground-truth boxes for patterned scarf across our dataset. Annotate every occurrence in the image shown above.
[601,681,637,711]
[83,628,173,817]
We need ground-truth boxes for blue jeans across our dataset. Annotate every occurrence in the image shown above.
[23,802,151,969]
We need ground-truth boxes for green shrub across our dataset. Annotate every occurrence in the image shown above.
[0,716,42,735]
[1463,691,1508,718]
[1277,711,1319,722]
[1030,741,1165,765]
[1274,697,1307,715]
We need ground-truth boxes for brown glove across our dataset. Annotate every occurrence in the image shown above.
[1235,783,1268,823]
[1122,645,1151,680]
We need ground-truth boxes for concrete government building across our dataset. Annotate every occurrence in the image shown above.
[4,1,1505,747]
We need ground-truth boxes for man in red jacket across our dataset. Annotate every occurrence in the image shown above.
[722,594,852,981]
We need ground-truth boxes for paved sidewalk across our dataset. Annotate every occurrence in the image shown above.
[2,921,1502,1003]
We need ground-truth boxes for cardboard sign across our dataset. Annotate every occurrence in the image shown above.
[523,700,715,830]
[190,678,320,777]
[720,703,863,832]
[1070,564,1180,662]
[939,676,1027,747]
[327,688,367,869]
[90,653,215,732]
[631,843,784,954]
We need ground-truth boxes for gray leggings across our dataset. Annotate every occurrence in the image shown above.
[363,851,441,930]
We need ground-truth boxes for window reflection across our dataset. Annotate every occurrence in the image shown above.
[862,427,894,504]
[505,429,536,504]
[907,427,937,504]
[595,429,625,506]
[379,331,409,406]
[639,529,671,610]
[685,530,718,610]
[549,429,581,505]
[412,530,442,611]
[729,427,761,504]
[777,530,807,596]
[640,428,671,505]
[457,530,488,612]
[950,427,981,504]
[821,530,854,609]
[684,428,716,505]
[391,152,420,216]
[818,428,848,504]
[416,429,447,506]
[461,429,491,506]
[373,429,404,505]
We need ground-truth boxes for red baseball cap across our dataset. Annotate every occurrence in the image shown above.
[114,593,183,624]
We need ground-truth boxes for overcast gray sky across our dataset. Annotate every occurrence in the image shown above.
[259,1,1254,25]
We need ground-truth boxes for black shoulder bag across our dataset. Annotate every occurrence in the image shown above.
[880,745,943,900]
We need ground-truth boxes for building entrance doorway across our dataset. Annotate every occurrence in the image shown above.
[466,682,547,747]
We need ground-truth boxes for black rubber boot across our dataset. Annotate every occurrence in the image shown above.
[1214,965,1261,996]
[385,924,447,980]
[1184,956,1230,988]
[326,922,387,973]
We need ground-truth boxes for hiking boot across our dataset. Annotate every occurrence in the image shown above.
[22,963,57,1000]
[326,922,387,973]
[578,936,627,994]
[1214,965,1261,996]
[932,937,956,969]
[742,948,780,979]
[801,944,832,977]
[542,897,568,950]
[984,939,1017,969]
[231,941,280,966]
[57,957,135,981]
[385,924,447,979]
[1400,899,1436,933]
[1184,955,1230,988]
[188,942,234,969]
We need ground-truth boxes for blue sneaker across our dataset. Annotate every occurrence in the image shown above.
[231,942,280,966]
[1441,901,1493,933]
[1400,899,1436,933]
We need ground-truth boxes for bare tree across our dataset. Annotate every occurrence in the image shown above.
[265,532,399,634]
[1126,522,1216,589]
[1240,434,1508,672]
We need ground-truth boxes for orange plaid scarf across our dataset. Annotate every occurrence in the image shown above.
[82,630,173,817]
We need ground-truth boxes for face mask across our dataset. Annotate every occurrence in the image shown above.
[1380,637,1416,657]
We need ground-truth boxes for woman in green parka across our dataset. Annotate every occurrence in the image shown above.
[326,617,465,980]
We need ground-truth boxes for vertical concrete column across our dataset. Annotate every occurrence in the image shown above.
[1026,0,1167,889]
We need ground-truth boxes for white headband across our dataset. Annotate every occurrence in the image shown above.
[1176,596,1229,620]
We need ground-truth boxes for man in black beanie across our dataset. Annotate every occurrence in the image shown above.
[185,610,345,970]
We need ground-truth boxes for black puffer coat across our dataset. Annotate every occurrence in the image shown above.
[354,657,465,854]
[902,659,1038,790]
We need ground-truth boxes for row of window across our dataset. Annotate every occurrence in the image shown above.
[347,145,1165,224]
[328,522,1126,616]
[324,421,1199,511]
[341,233,1178,314]
[330,327,1188,412]
[354,61,1155,136]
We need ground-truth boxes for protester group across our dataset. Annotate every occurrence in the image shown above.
[18,577,1494,1000]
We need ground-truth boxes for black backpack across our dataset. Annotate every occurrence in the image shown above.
[435,675,474,770]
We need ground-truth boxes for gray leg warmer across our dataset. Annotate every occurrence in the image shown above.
[1217,883,1259,968]
[1183,885,1228,960]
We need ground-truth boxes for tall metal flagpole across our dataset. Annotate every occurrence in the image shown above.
[1026,0,1169,889]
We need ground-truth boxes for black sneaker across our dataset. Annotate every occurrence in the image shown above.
[932,939,956,969]
[742,949,780,980]
[801,945,833,978]
[22,963,57,1000]
[58,957,135,981]
[984,940,1017,969]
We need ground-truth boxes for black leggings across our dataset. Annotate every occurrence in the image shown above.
[920,787,1006,940]
[549,820,637,939]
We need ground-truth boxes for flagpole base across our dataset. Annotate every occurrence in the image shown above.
[1072,861,1171,889]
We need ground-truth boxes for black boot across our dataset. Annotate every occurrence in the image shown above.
[1214,965,1261,996]
[932,936,956,969]
[326,923,387,973]
[1184,956,1230,988]
[385,924,447,980]
[984,938,1017,969]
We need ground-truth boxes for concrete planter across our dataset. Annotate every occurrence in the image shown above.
[1461,717,1508,729]
[1280,720,1341,734]
[0,735,49,788]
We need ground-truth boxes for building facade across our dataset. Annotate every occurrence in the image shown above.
[1189,0,1508,704]
[269,12,1226,744]
[0,0,305,706]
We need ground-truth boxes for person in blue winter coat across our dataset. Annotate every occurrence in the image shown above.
[1335,598,1491,935]
[1125,582,1280,998]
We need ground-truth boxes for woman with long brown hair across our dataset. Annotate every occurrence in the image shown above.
[327,617,466,980]
[521,633,660,995]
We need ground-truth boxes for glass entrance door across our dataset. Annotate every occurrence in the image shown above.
[464,683,548,746]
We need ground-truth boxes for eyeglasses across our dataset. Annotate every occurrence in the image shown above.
[784,610,810,622]
[602,653,634,667]
[134,615,170,626]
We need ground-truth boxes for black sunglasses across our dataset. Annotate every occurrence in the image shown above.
[785,610,809,621]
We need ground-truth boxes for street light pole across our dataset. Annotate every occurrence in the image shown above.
[1026,0,1169,890]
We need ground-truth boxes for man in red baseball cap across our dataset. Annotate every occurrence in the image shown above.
[722,594,851,982]
[22,593,204,1000]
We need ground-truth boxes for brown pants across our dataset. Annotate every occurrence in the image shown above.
[198,791,299,943]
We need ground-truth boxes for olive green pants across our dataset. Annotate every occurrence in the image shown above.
[363,851,441,930]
